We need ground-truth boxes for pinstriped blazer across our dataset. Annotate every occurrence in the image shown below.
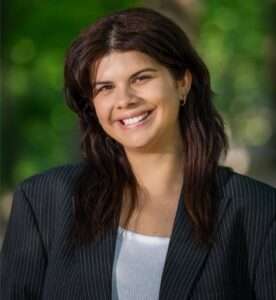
[0,162,275,300]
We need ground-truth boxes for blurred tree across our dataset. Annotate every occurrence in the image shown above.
[198,0,275,180]
[1,0,141,192]
[264,0,276,171]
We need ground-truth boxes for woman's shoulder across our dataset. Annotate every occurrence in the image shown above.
[217,165,276,200]
[18,161,85,194]
[12,162,86,217]
[8,162,86,255]
[217,165,276,223]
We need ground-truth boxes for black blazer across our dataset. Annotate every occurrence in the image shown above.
[0,163,275,300]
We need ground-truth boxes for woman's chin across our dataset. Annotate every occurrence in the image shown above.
[121,137,158,153]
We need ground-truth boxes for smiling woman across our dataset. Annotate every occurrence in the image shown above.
[63,7,228,247]
[91,50,191,152]
[1,6,276,300]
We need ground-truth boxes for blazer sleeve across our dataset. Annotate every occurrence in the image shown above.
[254,217,276,299]
[0,184,47,299]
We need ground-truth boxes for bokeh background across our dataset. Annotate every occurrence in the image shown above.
[1,0,276,248]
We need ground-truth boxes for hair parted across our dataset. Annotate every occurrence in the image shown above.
[64,7,229,247]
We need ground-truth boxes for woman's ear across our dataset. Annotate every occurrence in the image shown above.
[178,69,192,97]
[177,70,192,107]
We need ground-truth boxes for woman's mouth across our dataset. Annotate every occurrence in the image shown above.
[119,110,154,129]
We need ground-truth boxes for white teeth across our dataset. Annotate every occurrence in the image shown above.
[122,112,149,126]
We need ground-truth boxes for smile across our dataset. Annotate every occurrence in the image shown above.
[119,110,154,129]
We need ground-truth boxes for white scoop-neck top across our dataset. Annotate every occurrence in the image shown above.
[111,226,171,300]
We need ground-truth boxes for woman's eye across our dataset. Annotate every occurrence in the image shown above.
[94,76,151,95]
[134,75,151,83]
[96,85,113,94]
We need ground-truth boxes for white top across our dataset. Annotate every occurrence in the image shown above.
[111,226,170,300]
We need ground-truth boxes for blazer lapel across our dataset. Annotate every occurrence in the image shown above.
[158,185,205,300]
[158,183,231,299]
[78,166,232,300]
[78,225,118,300]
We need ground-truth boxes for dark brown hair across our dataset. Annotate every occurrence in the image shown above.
[64,7,229,247]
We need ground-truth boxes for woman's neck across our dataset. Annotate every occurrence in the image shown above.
[125,147,185,201]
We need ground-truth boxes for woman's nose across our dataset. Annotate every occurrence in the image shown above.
[115,86,139,109]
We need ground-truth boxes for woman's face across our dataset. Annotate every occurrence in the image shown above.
[90,50,192,153]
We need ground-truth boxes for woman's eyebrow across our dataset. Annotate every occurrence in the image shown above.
[93,67,158,87]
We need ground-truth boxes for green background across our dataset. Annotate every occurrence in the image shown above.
[1,0,276,194]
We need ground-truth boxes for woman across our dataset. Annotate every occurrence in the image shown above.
[0,7,275,300]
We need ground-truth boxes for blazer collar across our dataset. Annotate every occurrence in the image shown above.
[77,166,232,300]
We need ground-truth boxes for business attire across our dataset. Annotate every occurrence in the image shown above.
[0,162,275,299]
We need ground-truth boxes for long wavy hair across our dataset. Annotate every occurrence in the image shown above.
[64,7,229,247]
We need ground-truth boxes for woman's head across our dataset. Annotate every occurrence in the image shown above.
[64,7,213,156]
[89,49,192,152]
[65,7,228,246]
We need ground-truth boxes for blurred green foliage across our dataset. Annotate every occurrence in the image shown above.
[1,0,141,191]
[1,0,275,192]
[197,0,273,146]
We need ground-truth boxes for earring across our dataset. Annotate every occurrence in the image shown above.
[180,95,186,106]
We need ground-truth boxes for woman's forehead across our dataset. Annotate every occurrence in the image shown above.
[91,50,161,81]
